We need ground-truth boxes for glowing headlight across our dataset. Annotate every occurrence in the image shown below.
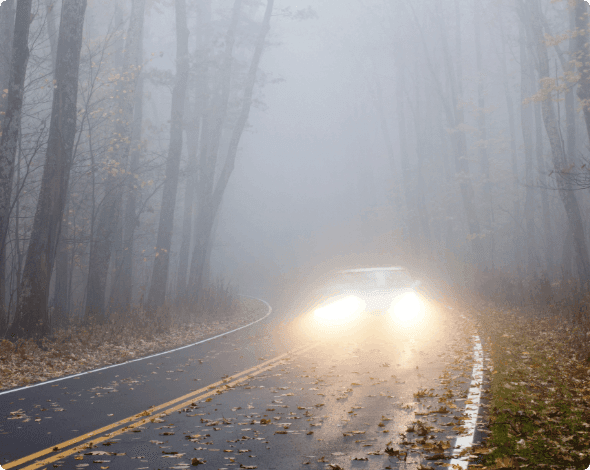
[313,296,366,325]
[388,291,424,325]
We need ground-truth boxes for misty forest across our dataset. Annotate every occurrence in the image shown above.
[2,0,590,343]
[10,1,590,469]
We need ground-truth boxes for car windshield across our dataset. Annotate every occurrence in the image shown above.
[330,269,413,290]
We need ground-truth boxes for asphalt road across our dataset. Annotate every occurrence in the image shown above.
[0,296,484,470]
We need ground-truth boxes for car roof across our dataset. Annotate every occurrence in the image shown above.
[339,267,406,273]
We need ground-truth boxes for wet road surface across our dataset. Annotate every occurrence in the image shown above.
[0,297,482,469]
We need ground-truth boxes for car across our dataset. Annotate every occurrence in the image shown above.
[309,266,426,329]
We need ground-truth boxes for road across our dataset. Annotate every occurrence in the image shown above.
[0,296,485,470]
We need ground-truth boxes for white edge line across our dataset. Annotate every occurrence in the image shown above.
[0,295,272,397]
[450,328,484,469]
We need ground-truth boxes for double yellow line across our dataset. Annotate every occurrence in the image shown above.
[5,343,317,470]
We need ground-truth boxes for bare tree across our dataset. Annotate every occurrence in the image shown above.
[146,0,190,316]
[409,1,483,262]
[85,0,146,323]
[0,0,16,117]
[521,0,590,281]
[474,0,491,233]
[185,0,243,303]
[0,0,33,333]
[45,0,58,73]
[574,0,590,147]
[8,0,88,339]
[110,31,146,313]
[176,0,211,302]
[394,54,421,256]
[188,0,275,299]
[520,24,538,274]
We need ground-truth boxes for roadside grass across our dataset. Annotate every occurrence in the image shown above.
[0,295,266,392]
[471,303,590,469]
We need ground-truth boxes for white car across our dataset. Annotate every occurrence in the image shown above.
[311,267,426,327]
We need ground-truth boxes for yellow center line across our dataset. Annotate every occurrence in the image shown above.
[5,343,317,470]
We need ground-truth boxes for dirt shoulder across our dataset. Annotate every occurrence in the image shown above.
[0,296,269,392]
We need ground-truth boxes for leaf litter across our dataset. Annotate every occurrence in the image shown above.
[469,299,590,469]
[0,298,265,391]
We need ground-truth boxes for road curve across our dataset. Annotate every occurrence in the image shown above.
[1,296,485,470]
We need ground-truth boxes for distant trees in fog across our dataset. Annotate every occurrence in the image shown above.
[362,0,590,285]
[0,0,276,338]
[5,0,590,339]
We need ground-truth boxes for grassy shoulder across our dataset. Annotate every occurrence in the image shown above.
[470,304,590,469]
[0,296,268,391]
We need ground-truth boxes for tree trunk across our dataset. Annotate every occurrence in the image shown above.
[188,0,274,299]
[526,0,590,282]
[562,226,574,279]
[202,203,222,285]
[147,0,190,315]
[85,188,122,323]
[45,0,58,73]
[86,0,145,322]
[189,0,244,287]
[412,72,431,242]
[565,5,577,160]
[0,0,33,335]
[0,0,16,333]
[541,7,577,162]
[176,0,211,302]
[574,0,590,147]
[408,1,480,258]
[52,201,70,328]
[185,0,244,304]
[176,155,196,302]
[395,62,420,256]
[527,15,554,275]
[500,27,522,273]
[107,200,123,310]
[474,0,491,231]
[441,1,483,262]
[12,141,22,329]
[112,73,144,313]
[0,0,16,118]
[369,78,403,213]
[535,96,554,274]
[520,25,538,274]
[47,0,66,328]
[8,0,87,339]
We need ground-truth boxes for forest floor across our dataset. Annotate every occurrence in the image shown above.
[467,301,590,470]
[0,297,268,392]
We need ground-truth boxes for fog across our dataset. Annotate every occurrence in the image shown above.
[2,0,590,337]
[216,0,401,297]
[144,0,373,297]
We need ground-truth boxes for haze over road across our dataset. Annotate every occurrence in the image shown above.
[0,298,485,470]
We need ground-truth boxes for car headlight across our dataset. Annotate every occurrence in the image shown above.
[388,291,424,324]
[313,295,366,325]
